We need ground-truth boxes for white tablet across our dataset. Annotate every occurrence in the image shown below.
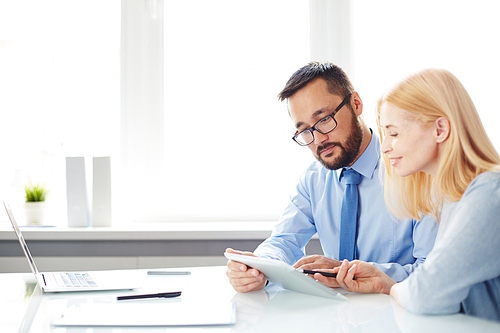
[224,253,346,301]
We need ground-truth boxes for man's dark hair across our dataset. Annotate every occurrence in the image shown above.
[278,62,355,101]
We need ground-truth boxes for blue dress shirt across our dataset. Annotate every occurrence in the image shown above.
[254,132,439,282]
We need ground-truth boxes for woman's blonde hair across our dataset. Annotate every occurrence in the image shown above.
[376,69,500,221]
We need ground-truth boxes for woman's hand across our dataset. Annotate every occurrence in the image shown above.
[332,259,396,295]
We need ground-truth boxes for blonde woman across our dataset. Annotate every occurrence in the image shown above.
[314,69,500,322]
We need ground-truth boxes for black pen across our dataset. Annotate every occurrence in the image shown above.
[299,269,357,280]
[299,269,338,277]
[117,291,182,301]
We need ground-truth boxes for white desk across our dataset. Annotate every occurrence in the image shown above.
[2,266,500,332]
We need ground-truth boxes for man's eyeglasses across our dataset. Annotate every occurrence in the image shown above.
[292,93,352,146]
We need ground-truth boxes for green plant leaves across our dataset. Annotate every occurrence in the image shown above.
[24,183,48,202]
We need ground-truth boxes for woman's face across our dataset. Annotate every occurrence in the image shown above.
[379,102,440,177]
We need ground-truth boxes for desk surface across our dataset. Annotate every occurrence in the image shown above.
[2,266,500,332]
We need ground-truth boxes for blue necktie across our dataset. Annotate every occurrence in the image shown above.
[339,168,361,261]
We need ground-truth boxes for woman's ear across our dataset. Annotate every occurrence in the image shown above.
[435,117,450,143]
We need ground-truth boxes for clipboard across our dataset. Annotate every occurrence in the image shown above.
[52,300,237,327]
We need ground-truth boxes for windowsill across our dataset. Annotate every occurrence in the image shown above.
[0,220,322,263]
[0,221,281,241]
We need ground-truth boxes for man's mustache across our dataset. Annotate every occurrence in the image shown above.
[317,142,340,155]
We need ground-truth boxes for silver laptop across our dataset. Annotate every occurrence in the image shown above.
[4,201,140,293]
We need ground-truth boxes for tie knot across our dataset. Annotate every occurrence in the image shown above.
[343,169,361,185]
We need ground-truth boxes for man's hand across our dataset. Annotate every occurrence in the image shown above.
[332,259,396,295]
[225,248,267,293]
[293,254,342,270]
[293,255,343,287]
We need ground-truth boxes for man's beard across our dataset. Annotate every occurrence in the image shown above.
[315,115,363,170]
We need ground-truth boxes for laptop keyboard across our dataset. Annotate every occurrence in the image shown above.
[45,273,98,288]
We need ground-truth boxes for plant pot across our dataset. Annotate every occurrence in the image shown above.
[23,202,47,226]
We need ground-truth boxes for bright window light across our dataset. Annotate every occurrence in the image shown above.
[0,1,120,223]
[352,0,500,150]
[2,0,498,225]
[155,0,312,221]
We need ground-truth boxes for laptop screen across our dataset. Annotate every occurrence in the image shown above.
[4,201,41,276]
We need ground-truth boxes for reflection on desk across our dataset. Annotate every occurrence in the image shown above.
[2,266,499,332]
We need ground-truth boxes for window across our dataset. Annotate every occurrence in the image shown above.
[1,0,312,224]
[0,1,120,223]
[2,0,498,225]
[125,0,500,222]
[156,0,312,222]
[351,0,500,147]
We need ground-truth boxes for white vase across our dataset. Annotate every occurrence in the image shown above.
[23,202,47,226]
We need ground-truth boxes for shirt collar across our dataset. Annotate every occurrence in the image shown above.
[335,129,380,181]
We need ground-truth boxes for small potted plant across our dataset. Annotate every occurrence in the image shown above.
[23,182,49,225]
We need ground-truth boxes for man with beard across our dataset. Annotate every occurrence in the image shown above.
[226,62,438,293]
